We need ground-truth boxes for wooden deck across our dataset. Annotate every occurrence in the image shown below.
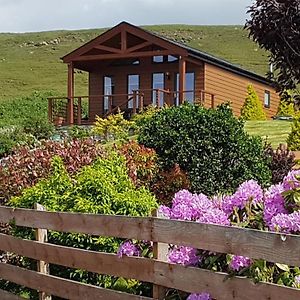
[48,89,215,126]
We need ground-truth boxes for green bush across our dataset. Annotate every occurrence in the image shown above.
[0,91,52,127]
[9,153,157,295]
[93,111,133,141]
[138,103,271,195]
[0,127,34,158]
[287,116,300,150]
[22,115,55,140]
[241,85,267,120]
[277,98,295,117]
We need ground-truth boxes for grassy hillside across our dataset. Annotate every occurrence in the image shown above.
[0,25,269,101]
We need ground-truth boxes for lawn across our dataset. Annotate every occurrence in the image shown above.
[245,120,292,148]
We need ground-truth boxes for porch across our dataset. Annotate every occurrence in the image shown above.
[48,89,215,126]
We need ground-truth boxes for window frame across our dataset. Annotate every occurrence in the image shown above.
[264,90,271,108]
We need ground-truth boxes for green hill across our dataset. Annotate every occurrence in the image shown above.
[0,25,269,101]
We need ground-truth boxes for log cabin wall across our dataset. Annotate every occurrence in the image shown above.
[89,57,204,120]
[204,63,280,118]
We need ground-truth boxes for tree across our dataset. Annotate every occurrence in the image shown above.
[245,0,300,92]
[241,84,267,120]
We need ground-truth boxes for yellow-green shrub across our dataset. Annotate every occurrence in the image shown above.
[241,85,267,120]
[93,111,133,141]
[287,116,300,150]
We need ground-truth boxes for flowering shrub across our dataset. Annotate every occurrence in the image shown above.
[118,169,300,299]
[0,139,104,204]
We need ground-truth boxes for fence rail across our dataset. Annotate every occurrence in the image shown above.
[0,205,299,300]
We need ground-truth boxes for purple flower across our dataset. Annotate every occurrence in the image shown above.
[222,180,263,215]
[270,211,300,234]
[263,184,287,226]
[283,170,300,191]
[187,293,211,300]
[229,255,251,271]
[160,190,229,226]
[168,246,200,266]
[117,240,140,258]
[197,208,230,226]
[294,275,300,285]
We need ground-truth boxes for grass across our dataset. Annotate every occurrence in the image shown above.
[0,25,270,102]
[245,120,292,148]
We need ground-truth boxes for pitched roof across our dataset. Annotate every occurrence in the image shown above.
[63,21,272,86]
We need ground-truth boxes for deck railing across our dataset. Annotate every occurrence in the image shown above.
[0,205,299,299]
[47,89,215,126]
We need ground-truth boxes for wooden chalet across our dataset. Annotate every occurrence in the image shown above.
[48,21,280,125]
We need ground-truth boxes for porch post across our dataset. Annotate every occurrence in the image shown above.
[179,56,186,104]
[67,62,74,125]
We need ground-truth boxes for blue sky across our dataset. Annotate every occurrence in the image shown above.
[0,0,252,33]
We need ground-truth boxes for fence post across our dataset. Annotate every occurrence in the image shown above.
[34,203,51,300]
[152,210,168,300]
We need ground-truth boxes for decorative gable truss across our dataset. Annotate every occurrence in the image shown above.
[62,22,187,63]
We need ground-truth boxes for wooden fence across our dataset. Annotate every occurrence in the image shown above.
[0,205,300,300]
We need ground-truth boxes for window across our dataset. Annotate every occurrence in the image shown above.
[152,73,165,106]
[103,76,114,110]
[128,74,140,108]
[175,72,195,105]
[153,55,164,63]
[264,90,271,108]
[168,55,178,62]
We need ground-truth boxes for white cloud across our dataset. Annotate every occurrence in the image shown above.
[0,0,252,33]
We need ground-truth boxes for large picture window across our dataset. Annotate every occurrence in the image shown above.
[128,74,140,108]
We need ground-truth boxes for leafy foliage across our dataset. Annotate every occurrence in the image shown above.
[264,143,295,184]
[68,125,93,139]
[22,115,55,140]
[241,85,266,120]
[9,154,157,296]
[93,111,133,141]
[0,91,52,127]
[151,164,190,206]
[118,141,158,188]
[131,105,161,130]
[245,0,300,91]
[0,126,34,158]
[0,139,104,204]
[138,103,272,196]
[277,91,296,117]
[287,116,300,151]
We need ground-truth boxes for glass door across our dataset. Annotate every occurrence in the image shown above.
[128,74,140,108]
[103,76,115,111]
[152,73,165,106]
[175,73,195,105]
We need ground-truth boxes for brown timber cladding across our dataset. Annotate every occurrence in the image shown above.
[0,206,300,300]
[89,58,204,120]
[204,63,280,118]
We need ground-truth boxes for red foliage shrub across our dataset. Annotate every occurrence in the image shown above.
[151,164,190,206]
[118,141,158,188]
[119,141,190,205]
[0,139,104,203]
